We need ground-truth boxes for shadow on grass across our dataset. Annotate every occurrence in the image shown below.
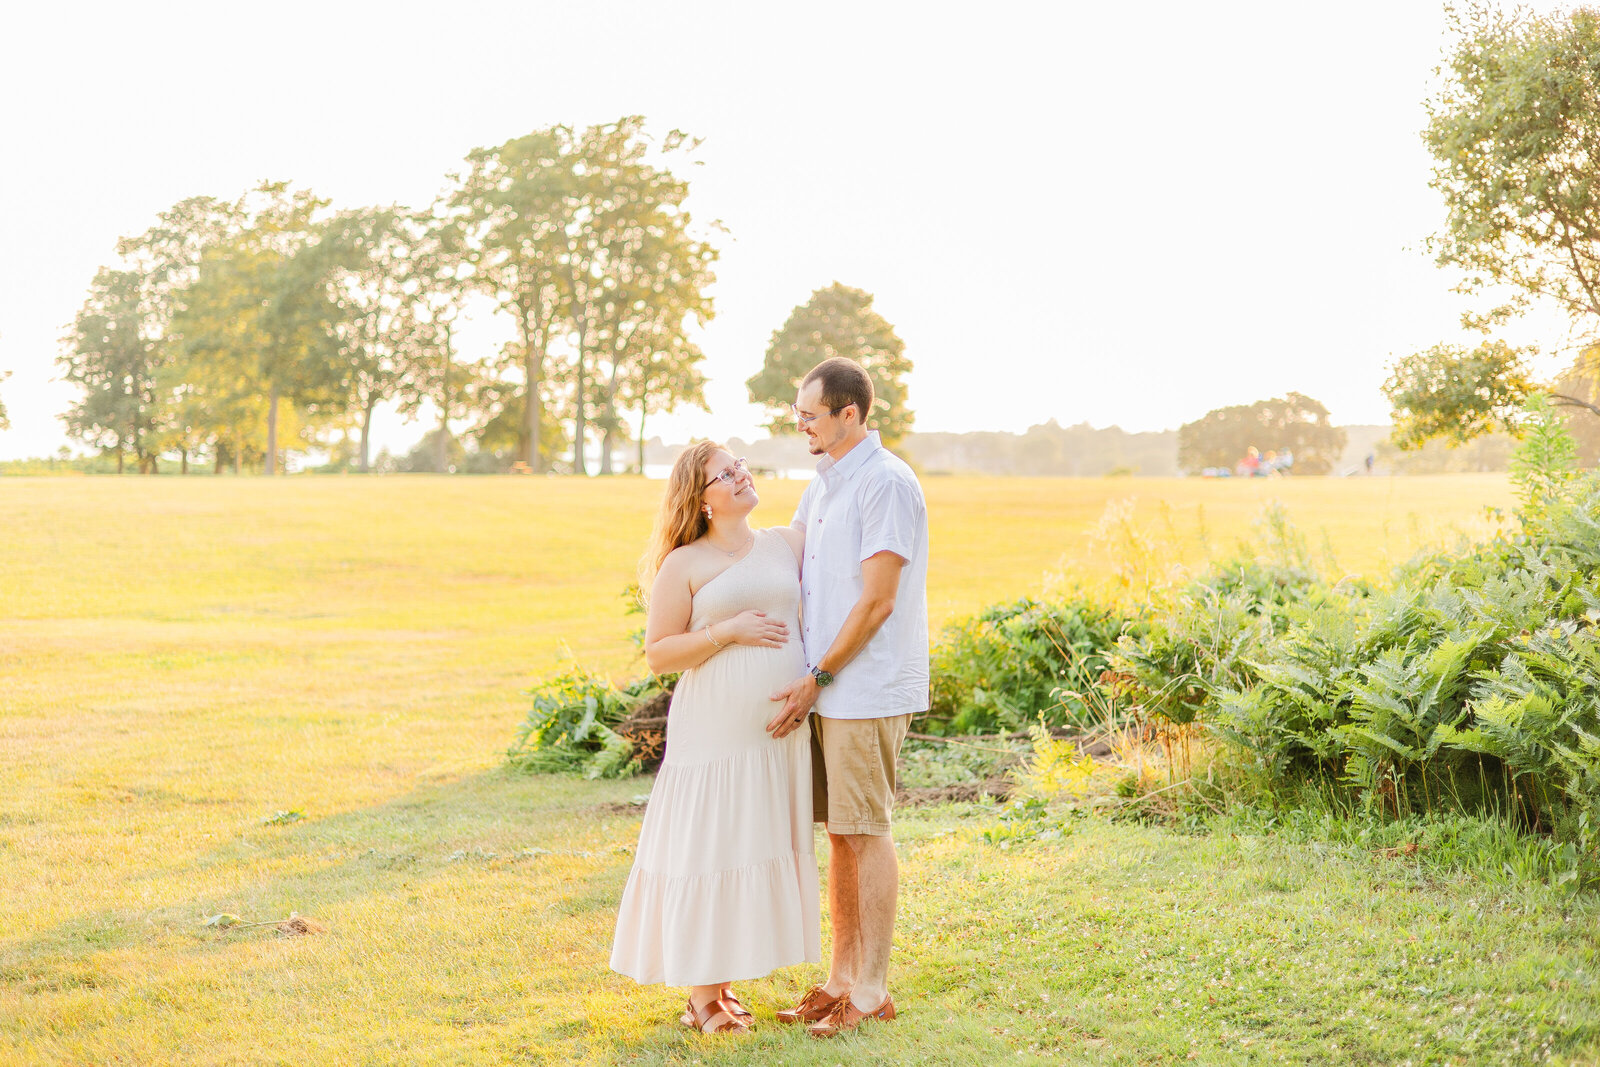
[0,767,643,978]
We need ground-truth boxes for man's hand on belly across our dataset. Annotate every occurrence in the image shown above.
[766,674,820,739]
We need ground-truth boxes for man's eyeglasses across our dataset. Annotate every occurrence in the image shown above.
[704,457,749,489]
[791,404,843,425]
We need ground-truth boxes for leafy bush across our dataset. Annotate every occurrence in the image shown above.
[507,665,664,779]
[924,596,1136,734]
[1113,505,1322,728]
[1170,405,1600,843]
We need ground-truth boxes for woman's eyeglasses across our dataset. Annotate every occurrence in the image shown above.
[704,458,750,489]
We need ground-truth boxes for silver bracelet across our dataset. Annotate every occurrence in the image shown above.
[704,625,725,650]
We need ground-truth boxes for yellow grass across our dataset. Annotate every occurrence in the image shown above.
[0,473,1525,1065]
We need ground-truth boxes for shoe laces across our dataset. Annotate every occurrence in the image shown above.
[819,995,854,1026]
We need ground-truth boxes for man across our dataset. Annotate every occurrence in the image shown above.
[766,356,929,1039]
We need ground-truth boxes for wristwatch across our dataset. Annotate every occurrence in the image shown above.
[809,665,834,687]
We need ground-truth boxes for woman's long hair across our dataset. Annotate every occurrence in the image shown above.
[639,441,724,598]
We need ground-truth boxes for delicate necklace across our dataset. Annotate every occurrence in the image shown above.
[708,532,753,557]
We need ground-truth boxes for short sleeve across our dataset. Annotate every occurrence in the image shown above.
[858,471,922,564]
[790,479,816,533]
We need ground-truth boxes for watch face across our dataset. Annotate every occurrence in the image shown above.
[811,667,833,687]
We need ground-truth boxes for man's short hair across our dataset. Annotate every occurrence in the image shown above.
[803,357,874,424]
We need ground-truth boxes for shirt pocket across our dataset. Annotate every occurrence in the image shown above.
[816,506,864,582]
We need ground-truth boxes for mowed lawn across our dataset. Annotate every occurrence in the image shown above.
[9,473,1599,1065]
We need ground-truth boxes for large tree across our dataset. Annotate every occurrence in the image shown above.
[319,206,433,472]
[565,120,716,474]
[169,182,346,474]
[59,268,160,472]
[112,196,244,471]
[443,129,571,472]
[445,118,717,474]
[61,197,241,473]
[746,283,914,447]
[394,210,482,474]
[1177,393,1346,475]
[0,369,10,431]
[1390,3,1600,448]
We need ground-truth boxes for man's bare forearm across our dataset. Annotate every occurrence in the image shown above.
[812,593,895,677]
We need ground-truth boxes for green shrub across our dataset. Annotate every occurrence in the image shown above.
[924,596,1136,734]
[507,665,663,779]
[1086,408,1600,860]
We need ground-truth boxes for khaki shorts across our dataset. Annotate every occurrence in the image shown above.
[809,713,912,836]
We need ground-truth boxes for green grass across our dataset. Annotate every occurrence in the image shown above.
[10,472,1596,1066]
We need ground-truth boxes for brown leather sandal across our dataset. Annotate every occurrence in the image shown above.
[679,997,750,1035]
[719,990,754,1022]
[683,991,753,1025]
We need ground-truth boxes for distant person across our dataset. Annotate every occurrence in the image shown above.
[1365,452,1375,475]
[610,443,819,1034]
[768,356,930,1039]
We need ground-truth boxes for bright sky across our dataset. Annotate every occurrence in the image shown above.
[0,0,1582,462]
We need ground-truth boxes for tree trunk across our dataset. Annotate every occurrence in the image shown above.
[519,298,543,473]
[600,424,615,475]
[525,346,541,472]
[359,398,375,474]
[637,409,646,473]
[265,385,279,476]
[439,324,452,474]
[574,357,588,476]
[181,449,188,475]
[568,273,592,476]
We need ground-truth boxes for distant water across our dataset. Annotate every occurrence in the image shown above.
[642,463,815,481]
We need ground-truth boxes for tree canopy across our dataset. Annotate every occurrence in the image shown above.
[1177,393,1346,475]
[1389,3,1600,450]
[443,117,714,474]
[55,118,718,474]
[746,283,913,447]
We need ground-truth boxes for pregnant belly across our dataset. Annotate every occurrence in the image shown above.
[672,640,806,719]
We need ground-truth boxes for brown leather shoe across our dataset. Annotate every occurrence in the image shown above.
[775,985,848,1025]
[806,994,896,1038]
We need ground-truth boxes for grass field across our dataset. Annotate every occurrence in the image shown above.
[10,473,1600,1065]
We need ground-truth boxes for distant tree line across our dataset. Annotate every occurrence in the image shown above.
[902,422,1178,477]
[57,117,717,475]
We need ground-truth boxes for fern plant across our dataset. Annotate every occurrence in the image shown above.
[507,666,663,779]
[1510,393,1579,522]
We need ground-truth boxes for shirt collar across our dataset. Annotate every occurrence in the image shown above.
[816,430,882,486]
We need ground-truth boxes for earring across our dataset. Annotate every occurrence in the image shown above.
[704,505,713,519]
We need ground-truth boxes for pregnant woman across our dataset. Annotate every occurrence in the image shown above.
[610,442,820,1035]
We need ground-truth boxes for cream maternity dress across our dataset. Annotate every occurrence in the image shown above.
[610,529,821,986]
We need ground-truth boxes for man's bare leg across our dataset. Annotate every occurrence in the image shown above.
[822,830,859,998]
[842,832,898,1010]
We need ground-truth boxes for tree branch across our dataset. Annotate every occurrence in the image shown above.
[1547,392,1600,419]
